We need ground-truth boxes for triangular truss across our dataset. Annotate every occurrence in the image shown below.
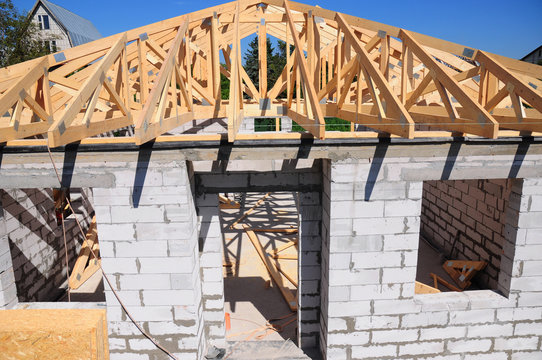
[1,0,541,147]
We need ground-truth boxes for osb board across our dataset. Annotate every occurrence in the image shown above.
[415,280,441,294]
[0,309,109,360]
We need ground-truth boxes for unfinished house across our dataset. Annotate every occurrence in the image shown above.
[0,0,541,359]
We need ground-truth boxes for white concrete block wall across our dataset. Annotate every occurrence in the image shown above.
[195,192,226,349]
[95,161,205,360]
[0,201,17,309]
[298,190,323,349]
[0,188,93,302]
[320,159,332,359]
[321,158,542,359]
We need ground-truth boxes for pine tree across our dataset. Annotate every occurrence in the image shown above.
[243,36,280,92]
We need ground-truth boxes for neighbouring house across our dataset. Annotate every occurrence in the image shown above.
[28,0,102,52]
[521,45,542,65]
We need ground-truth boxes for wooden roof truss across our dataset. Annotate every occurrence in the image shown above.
[1,0,541,147]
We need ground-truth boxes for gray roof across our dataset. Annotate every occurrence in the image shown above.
[33,0,102,47]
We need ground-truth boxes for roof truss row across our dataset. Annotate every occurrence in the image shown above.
[1,0,542,147]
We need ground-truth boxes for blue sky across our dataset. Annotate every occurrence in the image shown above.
[15,0,542,59]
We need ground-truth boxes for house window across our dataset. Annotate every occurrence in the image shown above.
[50,40,57,52]
[38,15,50,30]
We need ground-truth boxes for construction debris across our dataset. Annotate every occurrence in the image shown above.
[219,195,241,209]
[68,216,101,290]
[442,260,488,290]
[415,281,441,294]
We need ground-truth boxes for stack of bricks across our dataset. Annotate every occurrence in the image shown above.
[320,158,542,360]
[95,161,204,360]
[421,179,512,289]
[0,188,93,303]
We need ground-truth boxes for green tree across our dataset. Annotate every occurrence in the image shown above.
[243,37,291,131]
[244,36,290,93]
[220,63,230,99]
[0,0,51,67]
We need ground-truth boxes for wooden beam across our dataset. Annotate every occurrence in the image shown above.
[264,0,542,78]
[134,20,189,144]
[400,30,499,139]
[258,5,267,98]
[476,51,542,114]
[211,12,221,100]
[243,225,297,311]
[48,34,129,147]
[227,3,244,142]
[284,0,325,139]
[336,13,414,138]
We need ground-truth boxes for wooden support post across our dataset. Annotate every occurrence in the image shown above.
[400,29,499,138]
[313,15,321,92]
[336,14,414,138]
[227,3,244,142]
[211,12,221,100]
[380,34,390,81]
[138,35,149,104]
[259,5,267,98]
[286,22,291,102]
[284,0,325,138]
[335,29,342,103]
[306,10,314,87]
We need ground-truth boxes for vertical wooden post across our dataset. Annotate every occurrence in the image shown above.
[306,10,314,87]
[185,29,194,109]
[336,30,342,103]
[43,69,53,122]
[400,43,408,104]
[258,5,267,98]
[314,17,321,92]
[296,64,301,113]
[121,46,130,107]
[380,34,390,80]
[286,22,291,102]
[211,12,220,100]
[205,29,213,93]
[138,36,149,104]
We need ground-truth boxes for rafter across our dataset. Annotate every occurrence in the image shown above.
[400,30,498,138]
[0,0,539,146]
[336,13,414,138]
[284,0,325,138]
[134,19,191,145]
